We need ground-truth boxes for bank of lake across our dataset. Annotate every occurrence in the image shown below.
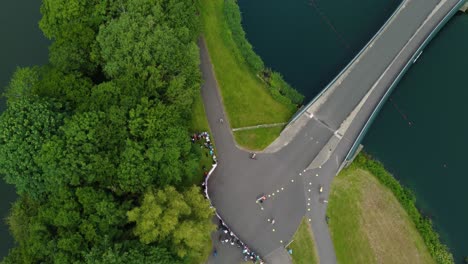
[0,0,49,258]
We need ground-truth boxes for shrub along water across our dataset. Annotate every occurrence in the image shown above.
[354,153,454,264]
[223,0,304,107]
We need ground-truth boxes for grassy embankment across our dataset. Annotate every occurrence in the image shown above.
[328,154,453,264]
[198,0,300,150]
[289,218,319,264]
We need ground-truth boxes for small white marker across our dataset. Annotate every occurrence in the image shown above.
[316,174,319,177]
[268,195,271,198]
[280,240,283,243]
[307,203,310,206]
[308,208,311,211]
[299,173,302,176]
[308,198,311,201]
[291,179,294,183]
[308,189,311,192]
[309,182,312,185]
[272,193,275,196]
[281,187,284,190]
[273,229,276,232]
[277,190,280,193]
[309,219,312,222]
[319,166,322,169]
[303,169,306,172]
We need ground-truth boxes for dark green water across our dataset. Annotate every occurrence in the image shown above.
[0,0,49,258]
[238,0,466,262]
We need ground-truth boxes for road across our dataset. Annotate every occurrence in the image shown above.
[202,0,464,263]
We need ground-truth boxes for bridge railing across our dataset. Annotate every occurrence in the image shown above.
[288,0,407,125]
[345,0,467,161]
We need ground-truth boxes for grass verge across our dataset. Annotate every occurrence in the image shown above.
[289,218,319,264]
[199,0,295,149]
[327,161,435,264]
[233,126,284,150]
[189,91,215,185]
[191,90,210,133]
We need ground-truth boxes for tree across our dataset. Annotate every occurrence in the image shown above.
[4,67,40,100]
[84,241,181,264]
[39,0,115,73]
[127,186,215,261]
[96,0,200,106]
[37,111,116,189]
[0,97,64,199]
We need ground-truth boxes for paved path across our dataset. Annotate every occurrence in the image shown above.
[201,0,464,263]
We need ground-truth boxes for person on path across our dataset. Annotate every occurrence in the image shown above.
[219,118,224,123]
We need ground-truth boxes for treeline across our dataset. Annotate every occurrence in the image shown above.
[0,0,214,263]
[223,0,304,106]
[354,154,454,264]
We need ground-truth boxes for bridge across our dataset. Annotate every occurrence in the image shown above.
[203,0,466,263]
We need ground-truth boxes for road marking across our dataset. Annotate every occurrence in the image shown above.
[272,193,275,196]
[280,240,283,243]
[281,187,284,190]
[319,166,322,169]
[307,203,310,206]
[309,219,312,222]
[308,208,311,211]
[308,198,311,201]
[272,229,276,232]
[268,195,271,198]
[309,182,312,185]
[291,179,294,183]
[316,174,319,177]
[308,189,311,192]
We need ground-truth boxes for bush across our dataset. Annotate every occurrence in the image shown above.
[223,0,264,73]
[354,153,454,264]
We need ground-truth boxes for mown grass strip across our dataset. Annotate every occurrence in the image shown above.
[233,126,284,151]
[289,218,319,264]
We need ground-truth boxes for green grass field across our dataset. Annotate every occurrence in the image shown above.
[199,0,294,149]
[233,126,284,150]
[327,166,435,264]
[289,218,319,264]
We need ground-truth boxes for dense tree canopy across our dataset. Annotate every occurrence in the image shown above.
[0,0,214,263]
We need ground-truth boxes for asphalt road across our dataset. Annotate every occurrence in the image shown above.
[202,0,463,263]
